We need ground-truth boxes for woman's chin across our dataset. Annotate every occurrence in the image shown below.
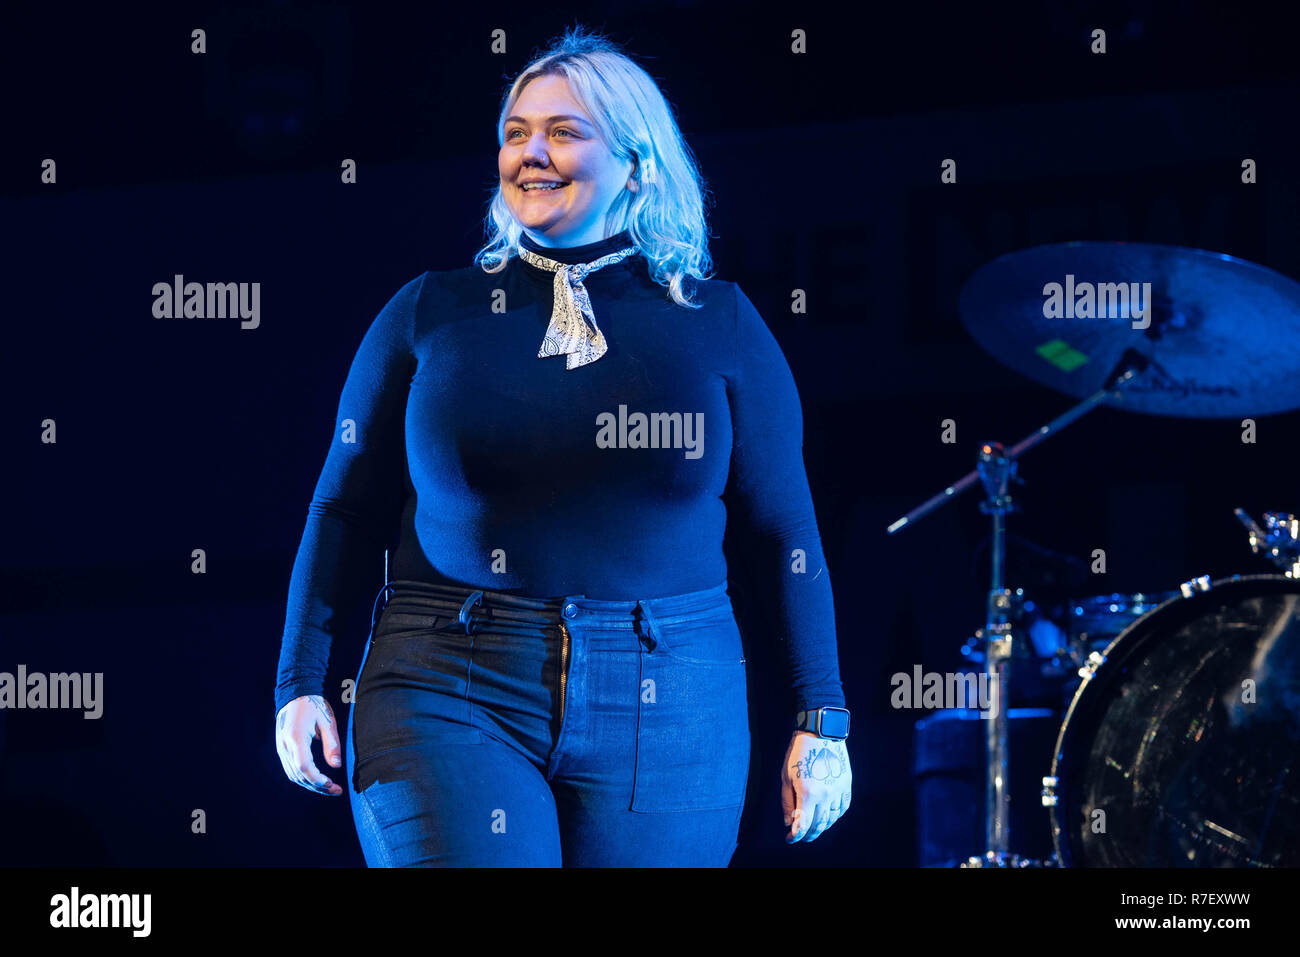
[511,210,561,231]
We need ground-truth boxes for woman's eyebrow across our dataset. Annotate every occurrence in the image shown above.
[504,114,593,127]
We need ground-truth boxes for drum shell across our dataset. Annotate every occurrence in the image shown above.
[1049,574,1300,867]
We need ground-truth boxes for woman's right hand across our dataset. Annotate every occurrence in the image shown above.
[276,694,344,796]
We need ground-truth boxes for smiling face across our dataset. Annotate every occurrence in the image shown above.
[498,73,637,247]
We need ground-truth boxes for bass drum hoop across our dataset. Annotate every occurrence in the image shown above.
[1048,573,1300,867]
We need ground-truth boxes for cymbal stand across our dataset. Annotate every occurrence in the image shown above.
[887,350,1148,867]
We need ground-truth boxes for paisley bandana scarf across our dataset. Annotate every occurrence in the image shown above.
[516,240,638,370]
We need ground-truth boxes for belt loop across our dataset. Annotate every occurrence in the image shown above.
[635,599,659,653]
[459,590,484,634]
[368,580,396,641]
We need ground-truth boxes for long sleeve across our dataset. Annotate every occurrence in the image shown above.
[725,283,845,714]
[273,274,423,717]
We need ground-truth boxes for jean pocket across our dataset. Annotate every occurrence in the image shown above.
[371,610,452,643]
[651,611,746,665]
[631,650,750,812]
[353,627,476,754]
[351,725,485,793]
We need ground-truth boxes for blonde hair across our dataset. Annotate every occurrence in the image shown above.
[474,24,714,308]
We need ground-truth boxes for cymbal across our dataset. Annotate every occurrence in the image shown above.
[958,242,1300,418]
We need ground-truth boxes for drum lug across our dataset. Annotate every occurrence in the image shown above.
[1041,775,1058,807]
[1237,508,1300,577]
[1179,574,1212,597]
[1077,650,1106,681]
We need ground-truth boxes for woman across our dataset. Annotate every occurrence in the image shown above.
[273,25,851,866]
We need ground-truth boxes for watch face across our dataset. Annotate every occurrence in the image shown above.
[819,709,850,738]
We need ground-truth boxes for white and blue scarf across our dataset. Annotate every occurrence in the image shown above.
[516,241,638,370]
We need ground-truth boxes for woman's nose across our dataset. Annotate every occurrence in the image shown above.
[521,134,550,166]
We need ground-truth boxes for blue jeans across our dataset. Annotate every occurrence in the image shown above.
[344,578,751,866]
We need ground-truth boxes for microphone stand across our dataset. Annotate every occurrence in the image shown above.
[887,349,1148,867]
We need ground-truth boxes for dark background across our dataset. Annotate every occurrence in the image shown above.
[2,0,1298,866]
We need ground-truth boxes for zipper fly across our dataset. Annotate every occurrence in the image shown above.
[558,621,571,727]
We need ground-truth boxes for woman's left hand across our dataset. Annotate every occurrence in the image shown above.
[781,731,852,843]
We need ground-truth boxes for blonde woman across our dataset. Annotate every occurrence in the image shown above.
[274,25,850,866]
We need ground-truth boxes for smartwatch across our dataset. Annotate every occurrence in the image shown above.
[795,706,850,740]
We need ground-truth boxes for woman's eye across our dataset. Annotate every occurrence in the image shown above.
[507,128,574,139]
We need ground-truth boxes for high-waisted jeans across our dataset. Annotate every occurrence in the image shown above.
[344,578,751,866]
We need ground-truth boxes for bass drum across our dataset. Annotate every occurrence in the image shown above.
[1049,574,1300,866]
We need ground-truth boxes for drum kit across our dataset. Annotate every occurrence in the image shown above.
[890,242,1300,867]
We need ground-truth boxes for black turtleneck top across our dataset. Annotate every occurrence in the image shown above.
[275,229,844,717]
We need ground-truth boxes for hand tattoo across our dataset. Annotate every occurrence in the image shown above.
[792,744,848,782]
[308,694,334,726]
